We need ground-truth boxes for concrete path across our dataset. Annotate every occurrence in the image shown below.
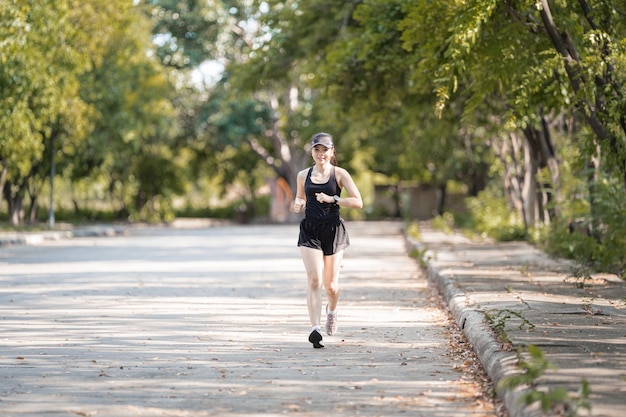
[0,222,498,417]
[411,224,626,417]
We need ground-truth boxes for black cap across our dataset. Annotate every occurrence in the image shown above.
[311,133,334,148]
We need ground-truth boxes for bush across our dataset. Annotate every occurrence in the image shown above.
[462,189,527,241]
[543,176,626,277]
[175,194,271,222]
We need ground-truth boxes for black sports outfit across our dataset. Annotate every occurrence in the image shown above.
[297,166,350,256]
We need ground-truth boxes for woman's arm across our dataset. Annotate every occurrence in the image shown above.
[334,167,363,209]
[292,170,307,213]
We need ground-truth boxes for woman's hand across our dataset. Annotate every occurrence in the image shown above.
[315,192,333,204]
[293,198,305,213]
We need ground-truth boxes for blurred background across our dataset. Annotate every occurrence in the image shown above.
[2,0,626,275]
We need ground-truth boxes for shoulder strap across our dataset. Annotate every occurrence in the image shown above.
[331,166,341,193]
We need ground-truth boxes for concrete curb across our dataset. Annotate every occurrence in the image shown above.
[406,234,541,417]
[0,225,126,248]
[0,219,233,248]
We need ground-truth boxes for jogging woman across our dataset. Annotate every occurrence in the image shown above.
[292,132,363,348]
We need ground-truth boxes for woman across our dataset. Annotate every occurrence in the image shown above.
[292,132,363,348]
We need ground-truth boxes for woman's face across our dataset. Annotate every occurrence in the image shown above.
[312,145,333,163]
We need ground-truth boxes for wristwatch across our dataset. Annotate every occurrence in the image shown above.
[333,195,340,204]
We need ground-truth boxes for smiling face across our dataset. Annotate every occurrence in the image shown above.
[312,145,333,164]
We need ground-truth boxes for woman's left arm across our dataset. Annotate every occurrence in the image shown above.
[336,167,363,209]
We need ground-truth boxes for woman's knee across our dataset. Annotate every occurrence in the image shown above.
[325,279,339,295]
[307,272,323,289]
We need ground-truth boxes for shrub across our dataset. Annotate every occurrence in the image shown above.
[463,189,526,241]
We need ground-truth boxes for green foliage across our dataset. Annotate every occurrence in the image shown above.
[463,188,527,241]
[395,0,626,266]
[405,222,421,240]
[68,0,182,223]
[498,345,592,417]
[0,0,102,224]
[51,207,122,224]
[0,0,89,176]
[404,222,432,268]
[543,220,597,269]
[3,0,626,244]
[175,194,270,222]
[143,0,238,68]
[543,175,626,277]
[313,0,493,195]
[410,246,431,269]
[0,0,183,225]
[431,212,456,235]
[587,177,626,274]
[484,309,535,345]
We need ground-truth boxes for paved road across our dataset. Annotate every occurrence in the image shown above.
[0,222,499,417]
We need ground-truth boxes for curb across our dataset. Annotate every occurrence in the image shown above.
[0,226,126,248]
[0,219,231,248]
[405,234,541,417]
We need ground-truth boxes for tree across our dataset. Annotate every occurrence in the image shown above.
[0,1,181,225]
[0,0,93,225]
[144,0,364,220]
[73,0,181,221]
[309,0,492,213]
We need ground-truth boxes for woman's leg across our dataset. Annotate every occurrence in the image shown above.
[323,250,343,335]
[300,246,324,328]
[323,250,344,311]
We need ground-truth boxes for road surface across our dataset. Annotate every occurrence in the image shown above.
[0,221,500,416]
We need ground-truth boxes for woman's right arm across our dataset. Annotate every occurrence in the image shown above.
[292,170,306,213]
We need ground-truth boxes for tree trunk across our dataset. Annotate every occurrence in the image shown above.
[521,114,563,225]
[3,182,26,226]
[436,183,447,216]
[521,135,538,229]
[0,160,9,211]
[28,192,39,224]
[503,131,524,219]
[539,114,562,219]
[498,128,548,231]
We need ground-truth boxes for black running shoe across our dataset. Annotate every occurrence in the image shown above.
[308,329,324,348]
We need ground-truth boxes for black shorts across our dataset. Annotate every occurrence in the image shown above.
[298,217,350,256]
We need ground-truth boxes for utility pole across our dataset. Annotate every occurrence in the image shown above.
[49,135,55,229]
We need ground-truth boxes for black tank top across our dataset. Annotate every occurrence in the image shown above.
[304,166,341,222]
